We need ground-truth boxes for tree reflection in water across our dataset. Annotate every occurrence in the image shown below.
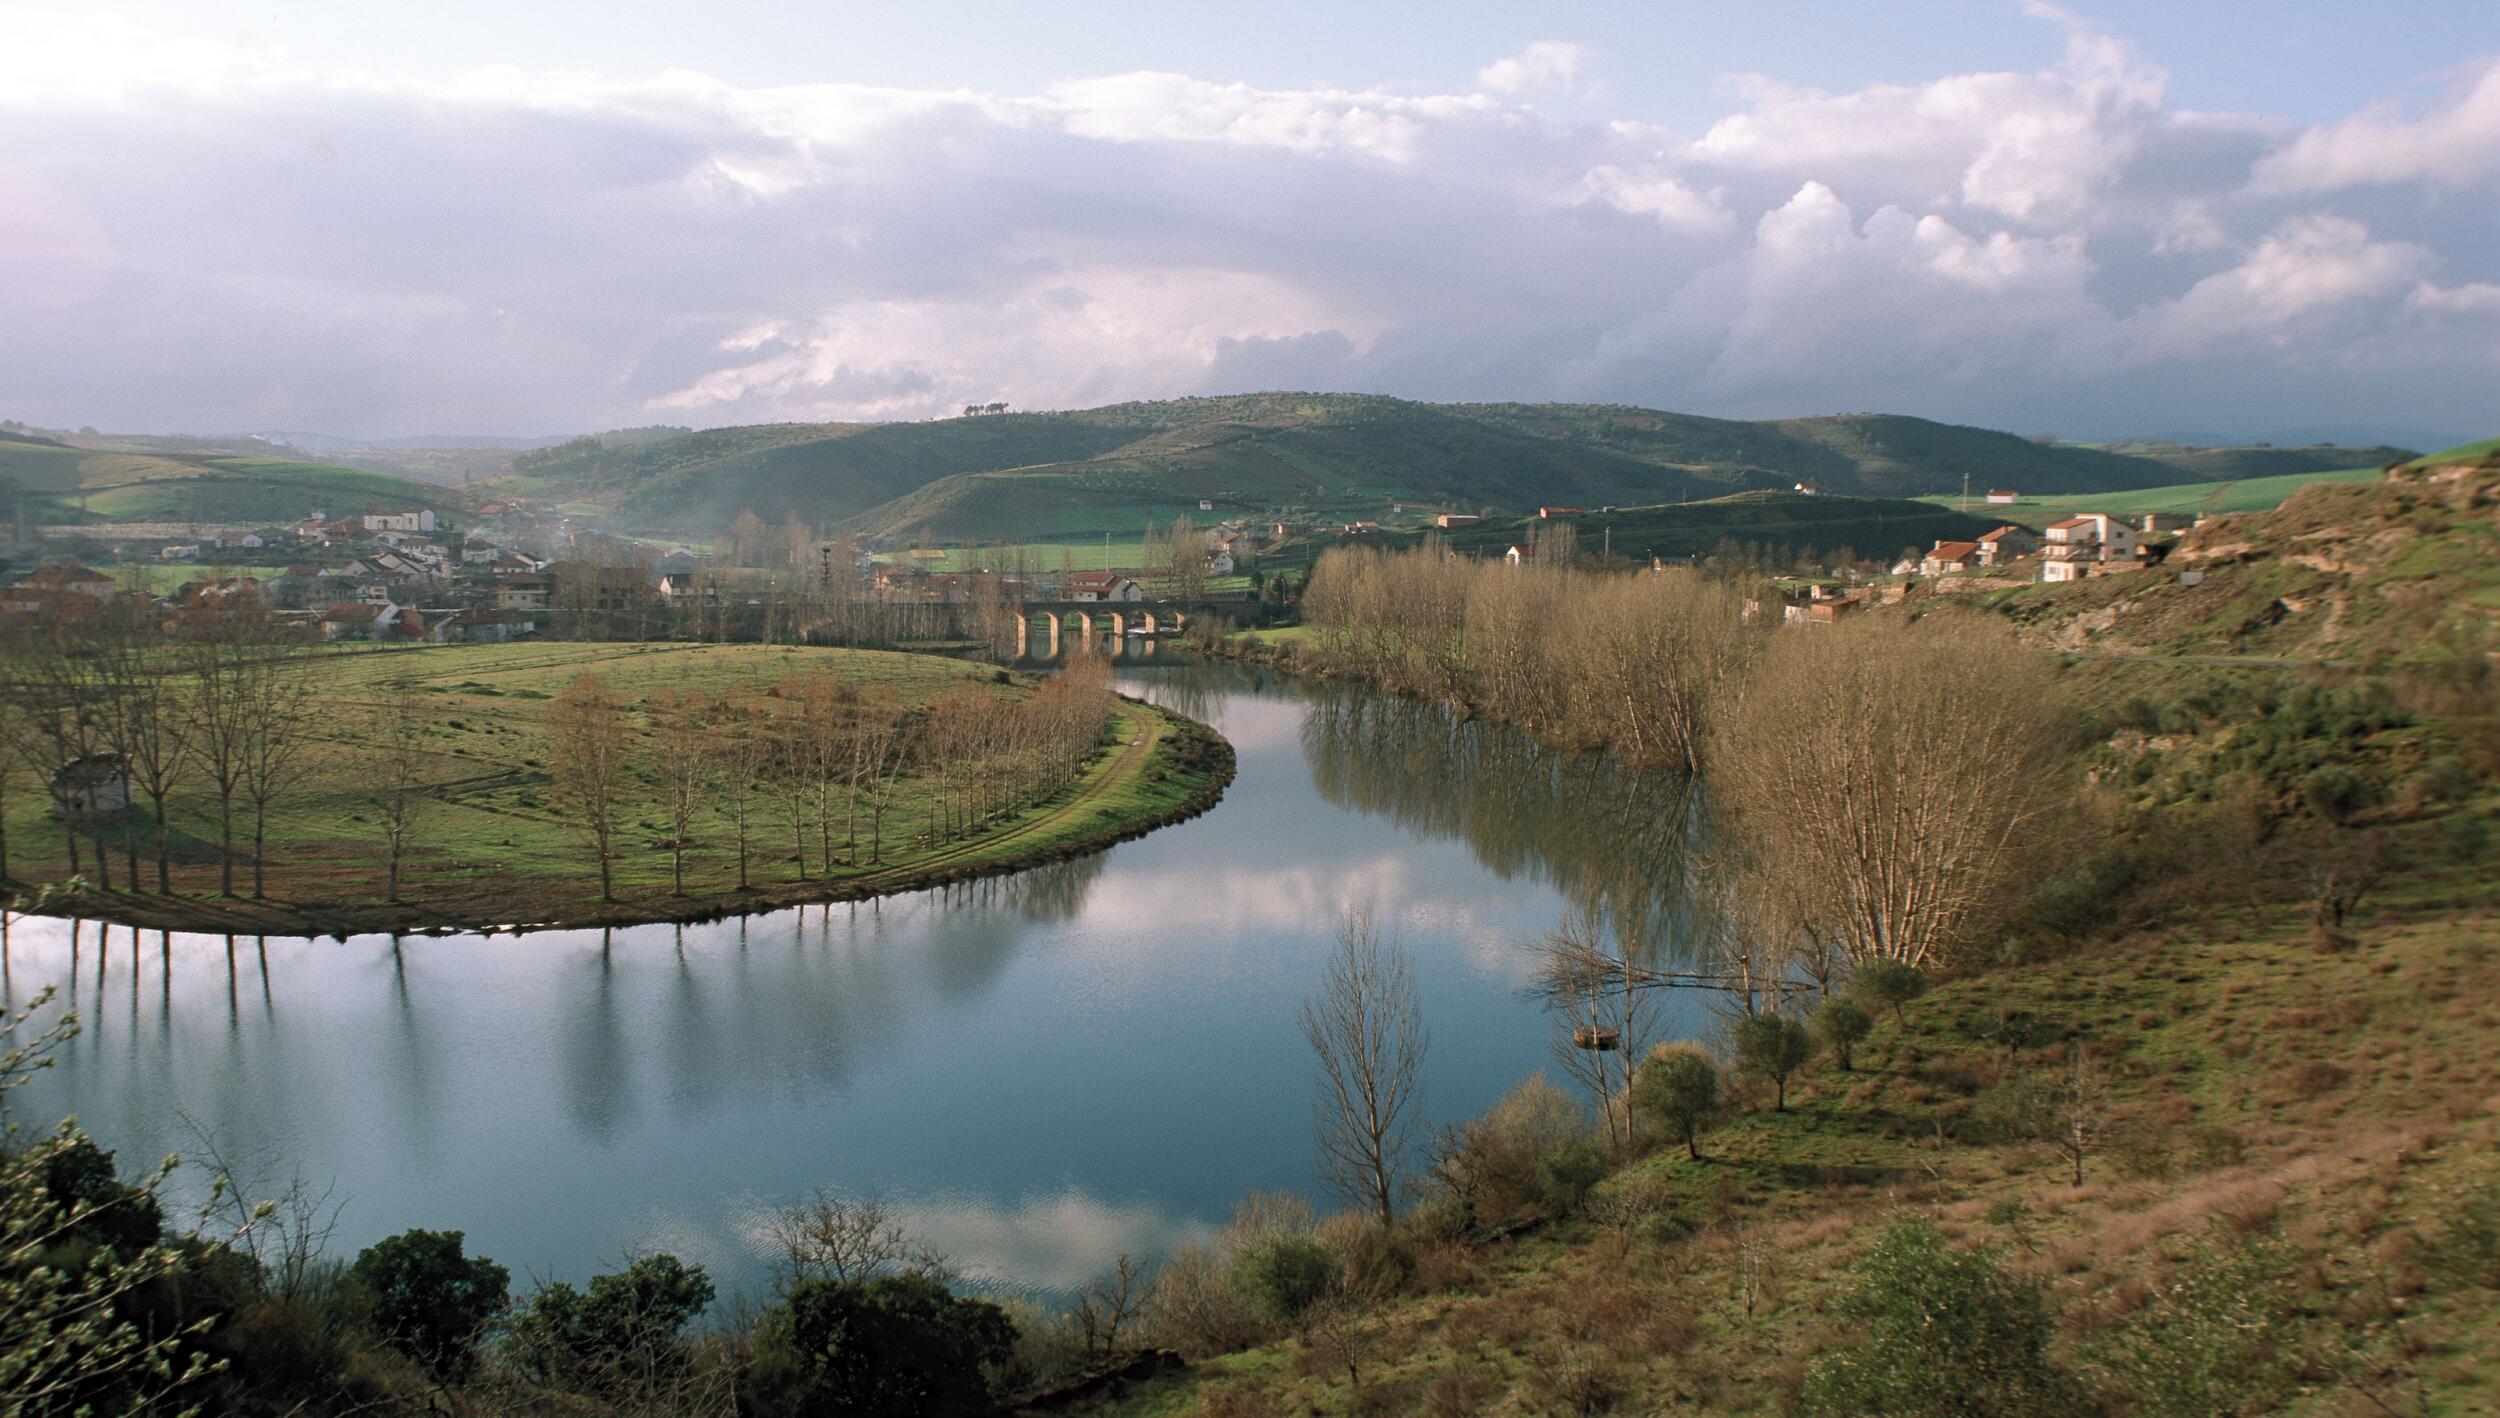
[1295,679,1710,972]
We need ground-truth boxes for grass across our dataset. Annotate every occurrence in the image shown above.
[1919,466,2384,529]
[0,642,1232,935]
[1100,797,2500,1415]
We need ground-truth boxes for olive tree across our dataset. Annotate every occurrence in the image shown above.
[1630,1044,1721,1160]
[1735,1012,1814,1111]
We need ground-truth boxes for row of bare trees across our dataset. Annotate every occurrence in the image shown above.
[1307,541,2074,979]
[540,656,1119,901]
[1300,544,1760,773]
[0,612,317,899]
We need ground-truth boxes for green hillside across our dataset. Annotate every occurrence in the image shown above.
[1,437,453,527]
[1919,465,2387,529]
[465,394,2412,545]
[1410,490,2008,563]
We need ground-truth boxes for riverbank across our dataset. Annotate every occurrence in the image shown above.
[0,642,1235,937]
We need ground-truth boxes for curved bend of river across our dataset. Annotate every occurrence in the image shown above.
[1,665,1710,1301]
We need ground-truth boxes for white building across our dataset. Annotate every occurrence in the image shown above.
[2041,513,2139,582]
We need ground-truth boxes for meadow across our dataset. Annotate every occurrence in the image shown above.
[1,641,1229,935]
[1921,465,2383,529]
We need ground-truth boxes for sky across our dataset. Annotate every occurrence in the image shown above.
[3,1,2495,446]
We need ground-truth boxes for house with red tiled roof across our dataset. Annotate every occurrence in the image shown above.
[1919,539,1984,576]
[1063,572,1143,603]
[1974,525,2037,567]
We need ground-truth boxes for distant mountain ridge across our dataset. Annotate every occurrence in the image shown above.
[469,394,2408,542]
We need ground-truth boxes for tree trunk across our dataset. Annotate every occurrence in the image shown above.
[250,803,267,898]
[152,799,171,895]
[217,794,235,896]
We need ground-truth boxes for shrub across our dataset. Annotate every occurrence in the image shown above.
[1629,1045,1721,1160]
[1811,998,1873,1071]
[748,1271,1016,1418]
[347,1229,510,1382]
[1853,960,1929,1025]
[1229,1235,1339,1324]
[1425,1074,1595,1225]
[506,1252,715,1396]
[1800,1220,2073,1417]
[2090,1232,2306,1417]
[2426,1181,2500,1290]
[1734,1012,1814,1110]
[1535,1138,1612,1214]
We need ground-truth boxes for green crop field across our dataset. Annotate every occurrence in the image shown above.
[1920,465,2384,529]
[0,641,1227,934]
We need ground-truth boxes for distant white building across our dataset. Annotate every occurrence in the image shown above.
[361,509,438,534]
[1986,489,2019,505]
[1064,572,1143,602]
[2041,514,2139,583]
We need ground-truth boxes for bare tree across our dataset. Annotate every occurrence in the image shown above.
[237,643,315,900]
[182,628,257,895]
[762,1192,942,1290]
[648,689,712,895]
[1710,618,2068,971]
[368,689,426,904]
[707,694,774,891]
[1301,909,1428,1227]
[1074,1254,1151,1359]
[102,637,193,894]
[2050,1051,2111,1188]
[549,673,629,900]
[1533,909,1656,1156]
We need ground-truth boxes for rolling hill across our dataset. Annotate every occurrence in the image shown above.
[0,429,452,528]
[466,394,2411,545]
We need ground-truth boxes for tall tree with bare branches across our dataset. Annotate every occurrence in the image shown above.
[368,688,427,904]
[648,689,712,895]
[549,674,630,900]
[1301,909,1428,1227]
[1710,618,2069,971]
[237,641,315,900]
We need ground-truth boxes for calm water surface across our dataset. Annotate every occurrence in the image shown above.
[2,666,1702,1299]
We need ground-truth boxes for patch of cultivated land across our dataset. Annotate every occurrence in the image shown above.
[3,642,1231,935]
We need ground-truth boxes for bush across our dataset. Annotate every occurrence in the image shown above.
[2090,1232,2305,1416]
[1535,1138,1612,1214]
[748,1272,1016,1418]
[2426,1181,2500,1290]
[347,1229,510,1382]
[1799,1220,2073,1417]
[1425,1074,1595,1226]
[1230,1235,1340,1324]
[1629,1045,1721,1160]
[1811,998,1873,1071]
[1734,1012,1814,1110]
[1853,960,1929,1024]
[506,1252,715,1396]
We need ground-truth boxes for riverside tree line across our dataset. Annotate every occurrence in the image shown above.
[0,611,1121,910]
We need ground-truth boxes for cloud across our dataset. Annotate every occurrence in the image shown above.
[0,9,2492,443]
[1479,40,1589,95]
[2250,59,2500,194]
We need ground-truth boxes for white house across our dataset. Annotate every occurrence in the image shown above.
[1063,571,1144,602]
[1986,489,2019,505]
[361,509,438,534]
[2041,514,2140,582]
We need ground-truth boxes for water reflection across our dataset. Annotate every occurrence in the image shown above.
[5,668,1714,1300]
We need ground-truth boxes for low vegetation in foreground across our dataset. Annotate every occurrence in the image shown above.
[0,639,1230,934]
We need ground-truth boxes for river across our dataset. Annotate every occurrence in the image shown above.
[0,664,1706,1300]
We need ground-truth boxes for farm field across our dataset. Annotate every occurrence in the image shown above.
[1922,465,2383,529]
[0,641,1229,935]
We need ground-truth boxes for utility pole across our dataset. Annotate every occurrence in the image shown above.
[1961,471,1971,511]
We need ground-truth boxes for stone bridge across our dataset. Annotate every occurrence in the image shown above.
[1011,598,1239,658]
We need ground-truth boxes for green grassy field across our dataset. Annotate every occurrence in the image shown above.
[1920,466,2383,529]
[1105,713,2500,1414]
[0,642,1229,934]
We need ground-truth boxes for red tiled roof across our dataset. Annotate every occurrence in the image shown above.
[2047,515,2100,531]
